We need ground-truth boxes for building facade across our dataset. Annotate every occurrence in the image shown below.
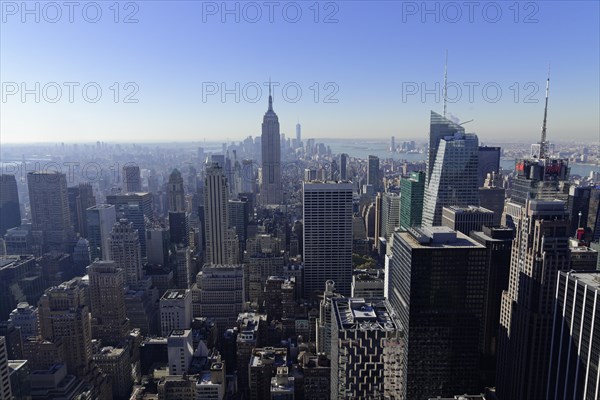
[303,182,353,298]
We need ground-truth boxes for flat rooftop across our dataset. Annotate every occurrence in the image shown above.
[161,289,188,300]
[566,271,600,289]
[333,298,399,332]
[402,227,485,249]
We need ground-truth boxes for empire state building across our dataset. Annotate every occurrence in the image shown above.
[260,84,282,205]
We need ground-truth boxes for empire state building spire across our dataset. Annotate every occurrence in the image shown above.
[261,77,282,205]
[268,78,273,111]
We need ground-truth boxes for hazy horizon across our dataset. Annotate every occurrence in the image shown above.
[2,1,599,144]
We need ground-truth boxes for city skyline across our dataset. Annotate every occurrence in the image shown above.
[1,2,599,143]
[1,2,600,399]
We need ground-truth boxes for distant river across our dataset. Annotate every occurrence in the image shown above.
[323,140,600,178]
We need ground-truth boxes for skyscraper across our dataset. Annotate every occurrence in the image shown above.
[503,77,570,230]
[303,181,353,297]
[508,158,570,209]
[0,336,12,399]
[75,183,96,238]
[340,153,348,180]
[477,146,501,187]
[470,226,514,387]
[399,171,425,230]
[422,128,480,227]
[228,199,248,252]
[0,174,21,236]
[123,164,142,192]
[86,204,117,261]
[167,169,185,213]
[27,171,73,252]
[426,111,464,180]
[316,280,342,355]
[479,171,505,227]
[196,264,245,332]
[106,192,152,257]
[109,219,143,287]
[38,277,92,377]
[496,201,576,400]
[380,192,401,240]
[87,260,130,344]
[204,162,230,265]
[168,212,189,247]
[367,155,380,192]
[260,84,282,205]
[296,121,301,143]
[330,298,403,400]
[388,226,487,399]
[548,270,600,400]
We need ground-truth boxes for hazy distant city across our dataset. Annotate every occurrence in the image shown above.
[1,1,599,400]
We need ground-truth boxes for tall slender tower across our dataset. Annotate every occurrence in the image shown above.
[260,82,282,205]
[168,169,186,213]
[503,76,570,229]
[204,162,229,265]
[296,121,301,143]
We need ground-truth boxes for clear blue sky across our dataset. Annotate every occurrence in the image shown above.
[1,0,598,144]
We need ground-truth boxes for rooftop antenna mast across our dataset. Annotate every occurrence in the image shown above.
[443,50,448,118]
[539,65,550,158]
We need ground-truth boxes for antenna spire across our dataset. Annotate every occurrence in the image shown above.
[268,77,273,111]
[539,65,550,158]
[443,50,448,118]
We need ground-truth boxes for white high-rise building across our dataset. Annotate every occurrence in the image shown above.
[86,204,117,261]
[422,128,480,227]
[303,181,353,297]
[260,84,282,205]
[204,163,230,265]
[160,289,192,337]
[167,329,193,376]
[109,219,143,286]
